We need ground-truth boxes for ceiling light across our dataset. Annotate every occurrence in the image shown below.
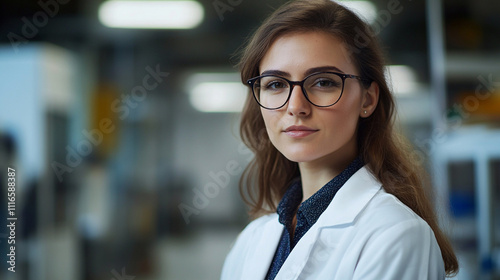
[98,1,204,29]
[187,73,247,113]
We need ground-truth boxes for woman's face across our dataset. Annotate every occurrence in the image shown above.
[259,31,375,166]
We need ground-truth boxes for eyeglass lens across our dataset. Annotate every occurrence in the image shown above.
[253,73,344,109]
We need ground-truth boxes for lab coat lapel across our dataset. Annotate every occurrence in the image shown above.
[275,167,382,280]
[241,216,283,280]
[318,167,382,227]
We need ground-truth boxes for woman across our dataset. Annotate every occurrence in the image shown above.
[222,0,458,279]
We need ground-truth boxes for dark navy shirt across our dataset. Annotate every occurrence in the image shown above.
[265,157,364,280]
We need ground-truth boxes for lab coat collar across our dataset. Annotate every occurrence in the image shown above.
[273,166,383,280]
[241,215,283,280]
[241,166,382,280]
[316,166,382,227]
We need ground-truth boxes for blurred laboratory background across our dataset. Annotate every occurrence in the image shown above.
[0,0,499,279]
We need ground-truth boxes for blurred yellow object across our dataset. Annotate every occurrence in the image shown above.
[89,82,121,160]
[456,89,500,124]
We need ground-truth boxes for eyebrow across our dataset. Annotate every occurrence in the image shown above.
[260,66,345,77]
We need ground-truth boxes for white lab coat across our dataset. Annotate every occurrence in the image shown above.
[221,167,445,280]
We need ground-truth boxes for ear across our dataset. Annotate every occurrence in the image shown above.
[360,81,379,118]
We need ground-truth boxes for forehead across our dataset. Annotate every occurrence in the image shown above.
[259,31,357,76]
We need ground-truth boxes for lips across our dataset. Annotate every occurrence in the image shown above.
[284,125,319,138]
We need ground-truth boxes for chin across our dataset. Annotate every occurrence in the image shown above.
[279,148,321,163]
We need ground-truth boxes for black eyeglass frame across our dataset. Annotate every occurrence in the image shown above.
[247,71,371,110]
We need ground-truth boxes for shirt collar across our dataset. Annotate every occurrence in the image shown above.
[276,156,364,229]
[276,178,302,228]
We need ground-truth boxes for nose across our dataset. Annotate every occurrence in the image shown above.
[286,84,311,116]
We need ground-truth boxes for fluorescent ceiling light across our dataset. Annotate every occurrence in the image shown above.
[98,1,204,29]
[385,65,420,95]
[338,1,377,24]
[187,73,247,113]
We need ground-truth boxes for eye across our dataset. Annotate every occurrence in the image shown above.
[265,79,288,90]
[312,78,341,88]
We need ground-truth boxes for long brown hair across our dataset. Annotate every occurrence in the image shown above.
[237,0,458,275]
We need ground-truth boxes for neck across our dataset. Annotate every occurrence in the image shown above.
[298,143,358,202]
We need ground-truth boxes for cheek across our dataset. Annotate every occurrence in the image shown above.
[260,109,270,129]
[341,82,364,106]
[324,90,362,133]
[260,110,283,143]
[322,110,358,136]
[336,85,363,115]
[261,109,280,129]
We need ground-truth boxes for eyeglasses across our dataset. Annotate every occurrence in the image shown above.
[247,72,370,110]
